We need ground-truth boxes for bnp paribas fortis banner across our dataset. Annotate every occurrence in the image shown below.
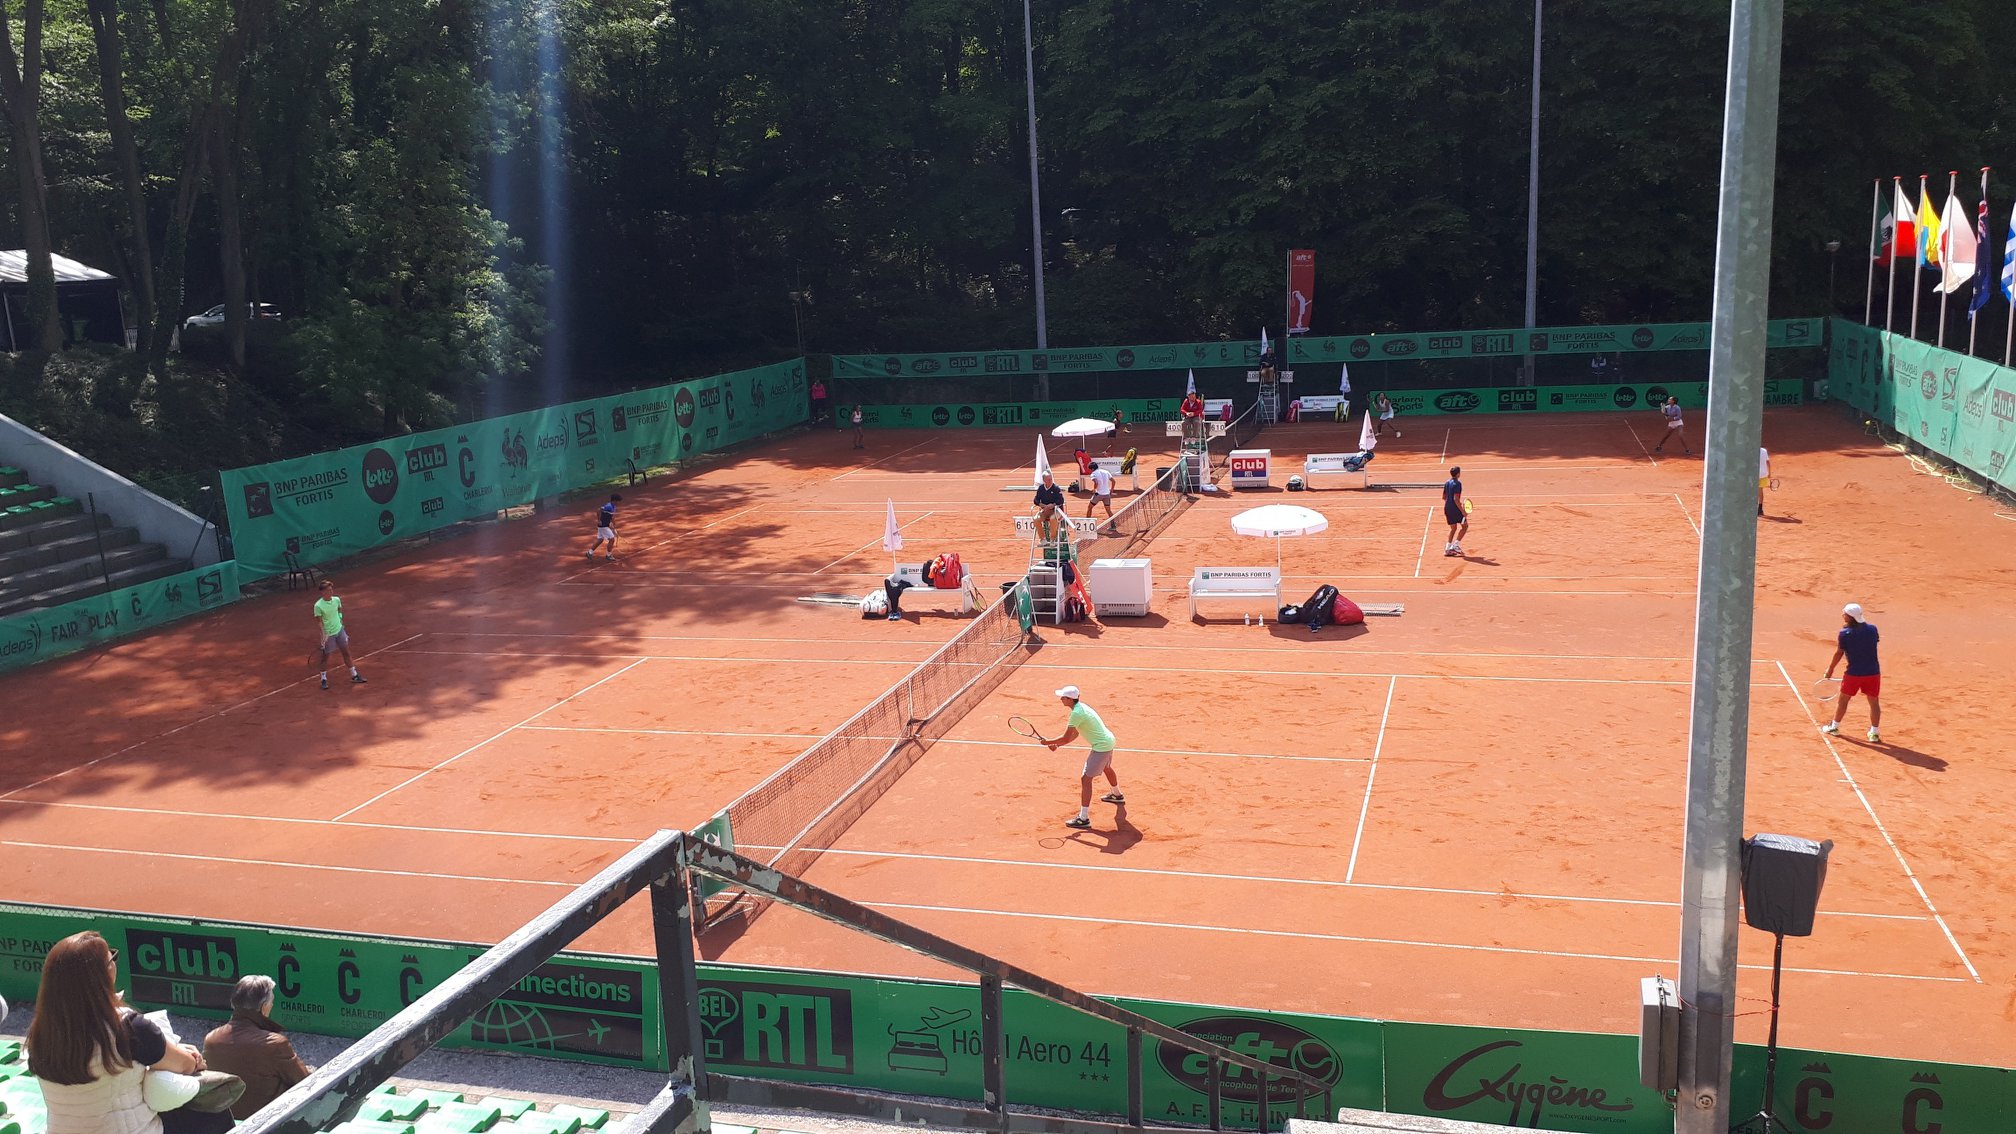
[221,359,806,578]
[5,903,2009,1131]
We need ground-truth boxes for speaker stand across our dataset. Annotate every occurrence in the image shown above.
[1736,932,1788,1134]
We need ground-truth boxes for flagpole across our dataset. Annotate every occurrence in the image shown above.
[1910,174,1926,341]
[1885,177,1901,332]
[1969,166,1988,357]
[1863,178,1881,325]
[1937,169,1956,349]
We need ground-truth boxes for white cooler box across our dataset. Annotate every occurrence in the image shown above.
[1088,558,1154,617]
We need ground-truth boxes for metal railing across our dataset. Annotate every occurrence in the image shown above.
[239,831,1334,1134]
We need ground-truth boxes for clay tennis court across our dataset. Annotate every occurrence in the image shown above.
[2,405,2011,1071]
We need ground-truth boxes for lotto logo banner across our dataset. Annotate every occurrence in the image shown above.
[1865,333,2016,490]
[222,360,808,579]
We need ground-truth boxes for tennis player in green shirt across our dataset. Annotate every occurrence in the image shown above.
[1046,685,1122,829]
[312,579,367,691]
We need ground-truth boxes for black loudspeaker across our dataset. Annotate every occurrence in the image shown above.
[1741,833,1833,937]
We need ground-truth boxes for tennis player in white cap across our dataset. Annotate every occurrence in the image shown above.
[1047,685,1122,829]
[1822,602,1882,743]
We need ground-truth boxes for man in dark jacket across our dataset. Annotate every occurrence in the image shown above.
[203,975,312,1119]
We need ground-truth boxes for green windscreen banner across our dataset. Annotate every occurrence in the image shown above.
[1,901,2009,1128]
[0,561,240,675]
[831,320,1823,379]
[221,360,806,578]
[1291,318,1821,364]
[1828,324,2014,491]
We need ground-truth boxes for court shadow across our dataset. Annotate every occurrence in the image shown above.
[1070,805,1142,855]
[1843,738,1947,771]
[1762,514,1804,524]
[1457,554,1501,566]
[1267,622,1370,643]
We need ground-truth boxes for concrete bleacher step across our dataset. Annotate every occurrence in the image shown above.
[0,525,139,577]
[0,554,190,619]
[0,540,167,600]
[0,510,111,556]
[0,496,80,532]
[0,466,25,489]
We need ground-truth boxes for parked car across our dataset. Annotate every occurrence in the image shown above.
[183,302,283,330]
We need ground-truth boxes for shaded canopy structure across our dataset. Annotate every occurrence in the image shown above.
[0,251,128,350]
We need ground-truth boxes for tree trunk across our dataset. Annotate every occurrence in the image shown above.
[0,0,65,352]
[149,117,210,378]
[85,0,155,356]
[216,98,248,372]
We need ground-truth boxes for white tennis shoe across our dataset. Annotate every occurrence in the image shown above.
[1819,721,1839,736]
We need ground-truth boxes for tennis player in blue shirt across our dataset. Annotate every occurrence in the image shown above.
[1822,602,1882,743]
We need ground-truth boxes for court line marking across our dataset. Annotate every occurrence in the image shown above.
[1626,420,1658,466]
[1412,506,1436,576]
[332,658,651,821]
[852,900,1963,982]
[391,650,927,666]
[927,736,1367,764]
[1774,661,1982,983]
[775,846,1928,922]
[0,798,639,843]
[813,511,936,573]
[522,725,827,741]
[1345,676,1398,883]
[0,633,427,801]
[830,439,934,480]
[1019,661,1773,686]
[1673,492,1703,538]
[0,840,577,888]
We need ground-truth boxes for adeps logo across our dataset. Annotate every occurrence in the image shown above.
[1157,1016,1341,1104]
[361,448,399,505]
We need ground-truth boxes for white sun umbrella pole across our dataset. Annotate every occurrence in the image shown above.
[883,497,904,575]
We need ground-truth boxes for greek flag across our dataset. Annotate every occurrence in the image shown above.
[2003,201,2016,304]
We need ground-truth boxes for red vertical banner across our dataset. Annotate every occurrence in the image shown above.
[1287,249,1316,335]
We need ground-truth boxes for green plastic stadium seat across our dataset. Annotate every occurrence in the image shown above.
[1,1118,23,1134]
[544,1104,610,1129]
[330,1121,417,1134]
[372,1082,400,1095]
[402,1088,467,1106]
[478,1097,535,1120]
[0,1039,21,1061]
[415,1100,503,1132]
[500,1114,581,1134]
[358,1094,431,1122]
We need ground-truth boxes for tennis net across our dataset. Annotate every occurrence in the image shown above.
[1072,460,1191,565]
[699,584,1033,930]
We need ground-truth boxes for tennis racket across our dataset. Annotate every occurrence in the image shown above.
[1007,715,1051,743]
[1460,497,1474,516]
[1811,677,1840,702]
[1768,477,1782,489]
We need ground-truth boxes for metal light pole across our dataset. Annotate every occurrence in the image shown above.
[1521,0,1543,387]
[1674,0,1784,1127]
[1021,0,1050,400]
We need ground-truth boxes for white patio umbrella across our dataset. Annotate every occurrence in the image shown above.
[1031,432,1053,487]
[882,498,904,573]
[1230,504,1328,569]
[1359,410,1377,453]
[1051,417,1114,438]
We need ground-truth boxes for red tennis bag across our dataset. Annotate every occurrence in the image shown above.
[1332,596,1365,625]
[931,552,964,588]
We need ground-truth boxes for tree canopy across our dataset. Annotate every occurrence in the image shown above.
[1,0,2009,430]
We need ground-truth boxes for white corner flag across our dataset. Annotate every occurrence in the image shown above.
[1359,410,1377,453]
[882,498,904,554]
[1033,433,1053,486]
[1185,369,1197,396]
[1339,364,1351,395]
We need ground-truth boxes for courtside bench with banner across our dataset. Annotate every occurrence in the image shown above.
[1292,395,1350,421]
[1303,452,1373,488]
[891,561,981,614]
[1068,463,1140,494]
[1188,566,1282,621]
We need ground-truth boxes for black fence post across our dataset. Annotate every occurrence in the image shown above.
[86,492,114,594]
[1207,1056,1222,1131]
[1256,1070,1269,1134]
[650,838,710,1134]
[1124,1026,1142,1128]
[980,974,1006,1132]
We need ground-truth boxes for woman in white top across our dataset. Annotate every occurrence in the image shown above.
[27,931,229,1134]
[1758,447,1771,516]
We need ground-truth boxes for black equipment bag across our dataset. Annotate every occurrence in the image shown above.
[1299,584,1340,628]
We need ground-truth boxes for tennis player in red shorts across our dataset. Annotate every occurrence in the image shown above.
[1822,602,1881,743]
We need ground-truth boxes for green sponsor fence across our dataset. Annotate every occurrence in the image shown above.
[0,561,240,675]
[4,902,2007,1130]
[221,359,807,579]
[850,380,1803,432]
[1828,322,2016,491]
[832,320,1823,380]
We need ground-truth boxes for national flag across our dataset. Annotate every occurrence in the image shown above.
[1338,364,1351,395]
[1971,189,1993,317]
[1033,433,1052,486]
[1359,410,1377,453]
[2002,201,2016,303]
[1874,206,1898,266]
[882,498,904,554]
[1891,182,1916,265]
[1185,369,1197,396]
[1935,190,1975,294]
[1917,183,1941,268]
